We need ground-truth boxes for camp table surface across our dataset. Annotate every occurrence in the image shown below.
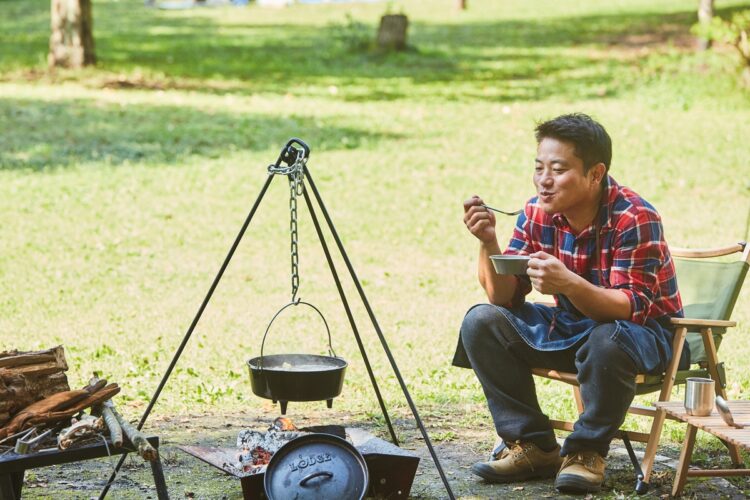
[655,400,750,496]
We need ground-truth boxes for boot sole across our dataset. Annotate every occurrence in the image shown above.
[470,462,560,483]
[554,473,602,493]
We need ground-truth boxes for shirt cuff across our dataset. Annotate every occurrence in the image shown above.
[616,287,648,324]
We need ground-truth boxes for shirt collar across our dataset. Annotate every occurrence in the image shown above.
[550,175,617,234]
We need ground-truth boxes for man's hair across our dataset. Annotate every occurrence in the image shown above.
[534,113,612,173]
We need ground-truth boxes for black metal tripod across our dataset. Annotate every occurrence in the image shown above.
[99,138,456,499]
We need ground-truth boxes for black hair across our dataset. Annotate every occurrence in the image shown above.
[534,113,612,173]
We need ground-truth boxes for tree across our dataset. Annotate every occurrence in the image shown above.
[49,0,96,69]
[697,0,715,50]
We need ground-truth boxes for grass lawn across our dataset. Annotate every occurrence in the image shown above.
[1,0,750,462]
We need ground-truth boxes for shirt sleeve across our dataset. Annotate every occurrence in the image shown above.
[610,208,666,324]
[503,207,532,256]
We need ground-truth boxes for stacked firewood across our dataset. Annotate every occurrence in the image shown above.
[0,346,156,461]
[0,346,70,427]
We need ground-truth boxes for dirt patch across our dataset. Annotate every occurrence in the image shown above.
[16,409,750,499]
[600,24,696,51]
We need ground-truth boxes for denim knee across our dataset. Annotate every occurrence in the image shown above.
[461,304,524,355]
[576,324,636,371]
[460,304,498,353]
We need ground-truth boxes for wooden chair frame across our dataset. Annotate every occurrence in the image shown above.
[531,241,750,494]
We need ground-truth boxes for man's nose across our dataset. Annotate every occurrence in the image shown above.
[539,171,554,186]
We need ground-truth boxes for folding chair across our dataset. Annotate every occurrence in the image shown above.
[531,241,750,494]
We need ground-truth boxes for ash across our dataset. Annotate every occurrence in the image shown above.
[235,429,308,455]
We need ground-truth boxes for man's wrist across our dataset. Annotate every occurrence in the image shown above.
[563,272,589,298]
[480,240,501,254]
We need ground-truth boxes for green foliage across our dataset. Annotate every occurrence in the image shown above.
[693,9,750,64]
[329,13,373,52]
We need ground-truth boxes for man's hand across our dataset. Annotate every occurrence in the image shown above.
[463,195,497,244]
[527,251,579,295]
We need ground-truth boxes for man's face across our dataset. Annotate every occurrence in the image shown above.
[533,137,599,216]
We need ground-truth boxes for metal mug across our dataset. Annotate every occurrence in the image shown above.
[684,377,715,416]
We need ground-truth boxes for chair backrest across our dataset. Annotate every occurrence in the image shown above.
[672,242,750,364]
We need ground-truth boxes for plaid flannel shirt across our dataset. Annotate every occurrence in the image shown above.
[504,175,683,325]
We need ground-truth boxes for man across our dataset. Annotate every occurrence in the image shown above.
[453,113,686,494]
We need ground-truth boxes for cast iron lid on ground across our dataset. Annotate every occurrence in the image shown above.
[264,433,369,500]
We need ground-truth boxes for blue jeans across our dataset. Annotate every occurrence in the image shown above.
[458,304,640,457]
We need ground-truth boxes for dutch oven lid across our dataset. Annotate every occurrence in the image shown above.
[264,433,369,500]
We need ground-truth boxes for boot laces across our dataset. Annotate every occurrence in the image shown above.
[564,451,598,470]
[506,441,536,466]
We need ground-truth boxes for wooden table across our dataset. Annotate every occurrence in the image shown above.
[655,401,750,496]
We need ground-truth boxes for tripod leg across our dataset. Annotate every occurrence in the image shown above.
[303,169,456,500]
[98,173,276,500]
[302,186,400,445]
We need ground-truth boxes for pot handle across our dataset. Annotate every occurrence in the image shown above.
[259,300,336,368]
[299,470,334,487]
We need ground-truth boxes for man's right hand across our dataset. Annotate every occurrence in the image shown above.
[463,195,497,244]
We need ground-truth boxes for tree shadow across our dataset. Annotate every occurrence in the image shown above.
[3,1,750,102]
[0,96,402,171]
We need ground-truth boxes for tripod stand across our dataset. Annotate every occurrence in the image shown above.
[99,139,456,499]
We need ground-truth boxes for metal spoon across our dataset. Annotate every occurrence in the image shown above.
[715,396,747,428]
[482,204,523,216]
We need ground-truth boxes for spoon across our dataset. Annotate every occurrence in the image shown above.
[715,396,747,428]
[482,204,523,216]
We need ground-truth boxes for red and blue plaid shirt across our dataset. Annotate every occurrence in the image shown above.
[505,176,683,325]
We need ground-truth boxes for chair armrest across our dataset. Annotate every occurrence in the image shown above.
[671,243,745,258]
[670,317,737,328]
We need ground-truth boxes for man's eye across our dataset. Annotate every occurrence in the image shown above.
[553,168,565,173]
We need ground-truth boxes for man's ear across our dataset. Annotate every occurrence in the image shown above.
[589,163,606,185]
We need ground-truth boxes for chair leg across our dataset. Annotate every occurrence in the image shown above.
[701,328,743,466]
[640,408,667,485]
[640,326,687,488]
[672,424,698,497]
[621,433,648,494]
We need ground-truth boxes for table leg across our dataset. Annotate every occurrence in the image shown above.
[672,424,698,497]
[150,455,169,500]
[0,471,24,500]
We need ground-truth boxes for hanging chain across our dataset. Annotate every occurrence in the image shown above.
[268,148,307,302]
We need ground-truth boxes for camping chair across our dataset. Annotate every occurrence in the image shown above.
[531,241,750,494]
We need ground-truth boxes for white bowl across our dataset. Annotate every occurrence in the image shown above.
[490,255,530,275]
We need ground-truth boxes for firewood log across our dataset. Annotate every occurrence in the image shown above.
[0,383,120,440]
[99,400,123,448]
[111,406,157,461]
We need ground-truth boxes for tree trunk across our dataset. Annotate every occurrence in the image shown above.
[456,0,467,9]
[0,346,70,426]
[377,14,409,51]
[49,0,96,69]
[697,0,714,51]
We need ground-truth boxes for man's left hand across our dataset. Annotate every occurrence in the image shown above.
[527,251,578,295]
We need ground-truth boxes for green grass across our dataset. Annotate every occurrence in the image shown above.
[1,0,749,454]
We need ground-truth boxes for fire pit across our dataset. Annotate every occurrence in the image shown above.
[179,419,419,499]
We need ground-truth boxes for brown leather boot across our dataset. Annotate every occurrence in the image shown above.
[554,450,606,493]
[471,441,563,483]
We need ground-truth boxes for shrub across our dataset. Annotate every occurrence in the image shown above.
[693,10,750,86]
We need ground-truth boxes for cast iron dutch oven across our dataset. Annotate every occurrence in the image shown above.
[264,433,369,500]
[247,301,347,410]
